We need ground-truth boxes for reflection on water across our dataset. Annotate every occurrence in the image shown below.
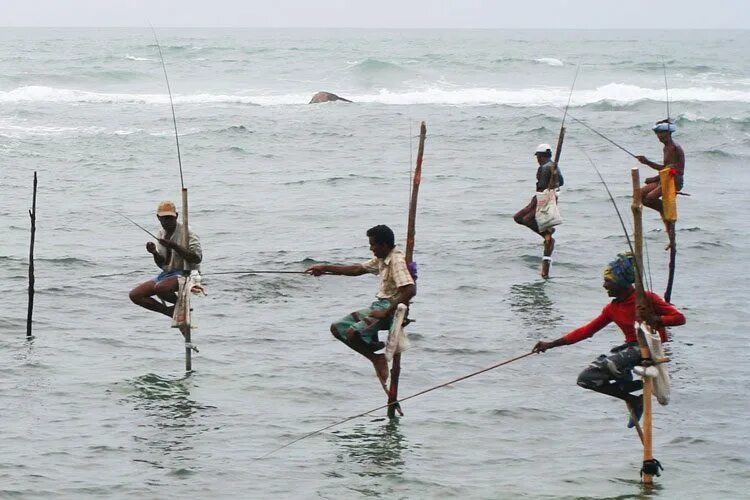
[331,418,408,478]
[124,373,215,470]
[509,281,564,334]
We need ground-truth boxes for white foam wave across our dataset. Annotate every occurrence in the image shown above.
[2,83,750,107]
[535,57,564,66]
[125,54,152,61]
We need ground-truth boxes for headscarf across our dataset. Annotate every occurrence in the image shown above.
[652,121,676,133]
[603,252,636,288]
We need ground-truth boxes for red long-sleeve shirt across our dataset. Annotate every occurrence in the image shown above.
[563,289,685,345]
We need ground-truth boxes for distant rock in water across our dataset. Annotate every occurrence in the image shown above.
[309,91,353,104]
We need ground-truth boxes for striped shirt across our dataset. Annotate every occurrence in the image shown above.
[361,247,414,301]
[156,222,202,273]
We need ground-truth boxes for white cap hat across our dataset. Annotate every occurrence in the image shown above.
[535,143,552,155]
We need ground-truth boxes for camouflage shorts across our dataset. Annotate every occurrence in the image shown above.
[331,299,393,344]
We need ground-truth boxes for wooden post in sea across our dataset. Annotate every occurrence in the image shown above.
[26,171,37,339]
[631,166,656,485]
[387,121,426,418]
[541,126,565,278]
[182,187,192,372]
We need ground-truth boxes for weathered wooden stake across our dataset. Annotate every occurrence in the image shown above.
[541,126,566,278]
[388,121,426,418]
[26,172,37,339]
[631,167,655,485]
[182,187,192,371]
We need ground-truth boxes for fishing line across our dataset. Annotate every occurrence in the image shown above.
[150,26,185,189]
[257,351,535,459]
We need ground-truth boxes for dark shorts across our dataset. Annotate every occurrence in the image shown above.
[577,343,642,389]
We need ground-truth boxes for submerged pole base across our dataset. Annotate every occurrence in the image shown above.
[641,458,663,481]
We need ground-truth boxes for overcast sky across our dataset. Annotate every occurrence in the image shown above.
[2,0,748,29]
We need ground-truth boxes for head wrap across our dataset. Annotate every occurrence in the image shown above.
[652,121,676,133]
[603,252,636,288]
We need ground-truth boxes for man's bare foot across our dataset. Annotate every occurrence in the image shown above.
[372,354,389,389]
[163,305,175,318]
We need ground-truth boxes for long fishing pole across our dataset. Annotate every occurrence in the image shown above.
[582,150,653,292]
[110,210,160,240]
[564,110,638,158]
[561,65,580,128]
[202,270,311,276]
[257,351,535,459]
[662,57,670,122]
[150,26,185,189]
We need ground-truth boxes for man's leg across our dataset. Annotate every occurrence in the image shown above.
[641,183,663,213]
[154,276,180,317]
[129,279,172,316]
[330,303,391,386]
[577,346,644,425]
[514,196,541,235]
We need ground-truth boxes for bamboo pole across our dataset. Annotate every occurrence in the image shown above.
[388,121,426,418]
[26,172,37,339]
[631,167,654,485]
[182,187,192,372]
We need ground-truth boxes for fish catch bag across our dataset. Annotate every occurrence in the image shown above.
[535,189,562,233]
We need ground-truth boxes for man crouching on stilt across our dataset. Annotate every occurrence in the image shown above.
[129,200,202,322]
[513,143,564,277]
[532,252,685,427]
[307,225,416,389]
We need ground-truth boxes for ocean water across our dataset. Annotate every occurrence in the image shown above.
[1,28,749,499]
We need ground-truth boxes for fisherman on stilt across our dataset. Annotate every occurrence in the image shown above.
[636,120,685,248]
[532,252,685,427]
[307,225,416,389]
[513,143,564,277]
[129,200,202,329]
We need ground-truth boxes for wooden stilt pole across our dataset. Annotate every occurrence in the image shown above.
[388,121,426,418]
[631,167,655,485]
[541,127,565,278]
[26,172,37,339]
[664,238,677,303]
[182,187,192,372]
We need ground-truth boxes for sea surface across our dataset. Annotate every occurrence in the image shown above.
[1,28,749,499]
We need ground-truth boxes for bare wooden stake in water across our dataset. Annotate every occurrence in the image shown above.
[388,121,426,418]
[182,187,192,372]
[26,172,38,339]
[631,167,655,486]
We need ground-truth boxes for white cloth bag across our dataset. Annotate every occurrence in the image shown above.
[535,189,562,233]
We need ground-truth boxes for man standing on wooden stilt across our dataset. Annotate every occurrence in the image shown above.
[129,200,202,322]
[636,120,685,248]
[307,225,415,389]
[532,252,685,427]
[513,143,564,276]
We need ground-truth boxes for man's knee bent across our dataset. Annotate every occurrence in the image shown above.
[577,367,607,390]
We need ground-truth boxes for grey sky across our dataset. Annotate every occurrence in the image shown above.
[2,0,748,29]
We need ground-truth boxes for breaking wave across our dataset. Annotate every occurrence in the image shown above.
[3,83,750,107]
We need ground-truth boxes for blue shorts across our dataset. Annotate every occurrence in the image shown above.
[153,270,184,283]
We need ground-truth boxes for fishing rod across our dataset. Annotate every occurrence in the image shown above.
[560,65,580,129]
[257,351,535,459]
[150,26,185,189]
[581,150,653,293]
[110,210,160,240]
[662,57,671,122]
[202,270,311,276]
[564,110,638,159]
